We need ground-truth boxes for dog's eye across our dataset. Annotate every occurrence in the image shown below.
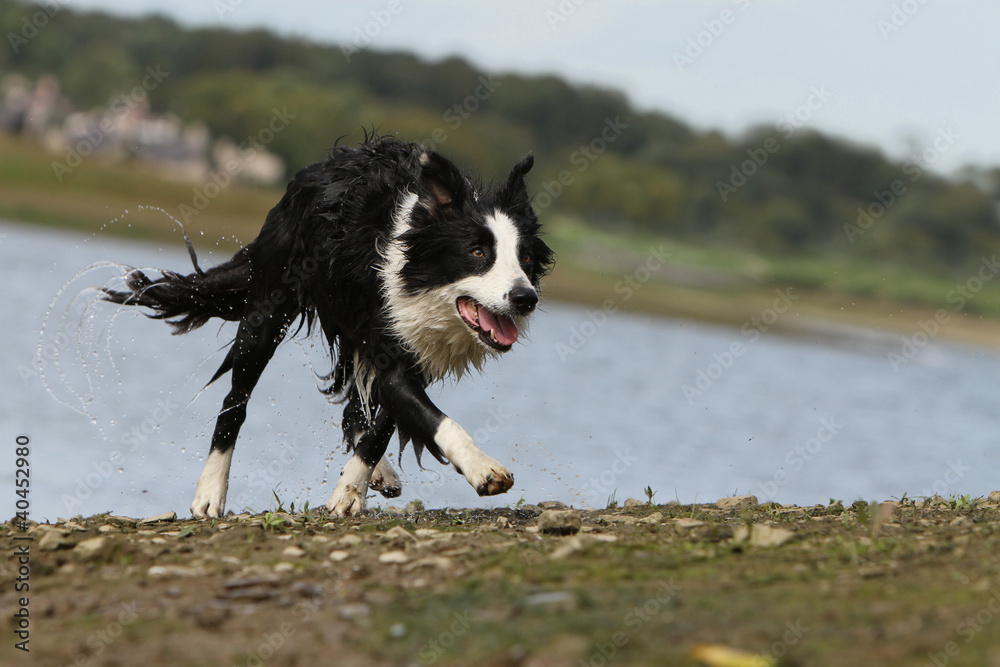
[521,254,531,264]
[471,248,485,258]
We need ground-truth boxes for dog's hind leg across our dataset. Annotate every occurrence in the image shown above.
[370,455,402,498]
[191,308,292,518]
[327,409,396,517]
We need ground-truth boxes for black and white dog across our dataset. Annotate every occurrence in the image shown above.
[103,135,554,518]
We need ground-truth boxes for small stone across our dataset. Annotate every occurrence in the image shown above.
[383,526,417,542]
[716,495,758,510]
[97,524,119,534]
[148,565,205,578]
[339,602,371,620]
[38,528,74,551]
[281,546,307,558]
[622,498,644,508]
[404,556,454,571]
[61,521,87,531]
[273,562,295,573]
[378,550,409,564]
[140,511,177,524]
[600,514,638,525]
[336,534,363,548]
[415,529,440,538]
[733,524,795,547]
[537,509,582,535]
[989,491,1000,505]
[524,591,576,607]
[73,536,109,560]
[328,550,350,562]
[389,623,407,638]
[495,516,510,529]
[638,512,664,524]
[673,518,705,529]
[549,537,584,560]
[538,501,567,510]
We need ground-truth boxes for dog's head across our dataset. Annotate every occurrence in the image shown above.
[381,151,555,378]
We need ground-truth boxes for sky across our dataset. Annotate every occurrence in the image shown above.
[57,0,1000,176]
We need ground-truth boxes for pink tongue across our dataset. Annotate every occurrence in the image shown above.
[478,306,518,346]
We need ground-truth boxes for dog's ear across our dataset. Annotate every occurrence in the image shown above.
[417,151,468,220]
[495,154,534,211]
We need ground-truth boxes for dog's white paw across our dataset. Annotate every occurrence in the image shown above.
[458,454,514,497]
[370,455,402,498]
[326,484,367,517]
[327,454,373,518]
[191,449,232,519]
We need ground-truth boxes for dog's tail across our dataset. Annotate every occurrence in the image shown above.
[102,248,252,335]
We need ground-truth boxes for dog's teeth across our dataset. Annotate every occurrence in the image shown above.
[490,330,497,342]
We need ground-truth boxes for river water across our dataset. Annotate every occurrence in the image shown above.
[3,219,998,521]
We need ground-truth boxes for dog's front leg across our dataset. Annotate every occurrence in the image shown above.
[382,364,514,497]
[327,409,396,517]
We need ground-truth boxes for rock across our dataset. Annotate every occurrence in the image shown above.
[339,602,371,620]
[517,504,543,515]
[404,556,454,571]
[97,524,119,534]
[549,537,584,560]
[599,514,638,525]
[281,545,306,559]
[73,536,109,560]
[140,511,177,524]
[415,528,439,538]
[38,528,74,551]
[537,509,582,535]
[148,565,205,578]
[328,550,350,562]
[495,516,510,529]
[623,498,644,508]
[378,550,409,564]
[383,526,417,542]
[335,534,363,548]
[273,562,295,573]
[733,524,795,548]
[524,591,576,607]
[716,495,758,510]
[638,512,664,524]
[60,520,87,531]
[673,518,706,530]
[989,490,1000,505]
[538,501,568,510]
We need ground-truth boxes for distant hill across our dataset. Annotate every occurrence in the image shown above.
[2,0,998,276]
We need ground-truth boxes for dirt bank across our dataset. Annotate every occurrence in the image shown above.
[4,495,1000,666]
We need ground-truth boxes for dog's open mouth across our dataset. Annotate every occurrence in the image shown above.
[457,297,518,351]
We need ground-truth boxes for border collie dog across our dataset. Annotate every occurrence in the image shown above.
[103,135,554,518]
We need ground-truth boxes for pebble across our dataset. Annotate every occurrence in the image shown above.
[329,550,350,562]
[538,501,568,510]
[378,550,409,564]
[148,564,206,578]
[140,511,177,524]
[622,498,644,508]
[415,529,440,538]
[38,528,74,551]
[73,536,109,560]
[537,509,582,535]
[281,546,306,559]
[638,512,664,524]
[599,514,638,525]
[273,562,295,573]
[673,518,706,529]
[383,526,417,542]
[732,524,795,547]
[716,495,758,510]
[336,534,363,548]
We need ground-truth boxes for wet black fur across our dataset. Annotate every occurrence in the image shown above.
[103,134,554,475]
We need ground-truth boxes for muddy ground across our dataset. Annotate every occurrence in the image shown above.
[4,494,1000,666]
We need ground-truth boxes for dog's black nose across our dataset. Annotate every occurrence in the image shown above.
[508,285,538,313]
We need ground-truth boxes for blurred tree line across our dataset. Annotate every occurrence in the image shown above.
[2,0,998,275]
